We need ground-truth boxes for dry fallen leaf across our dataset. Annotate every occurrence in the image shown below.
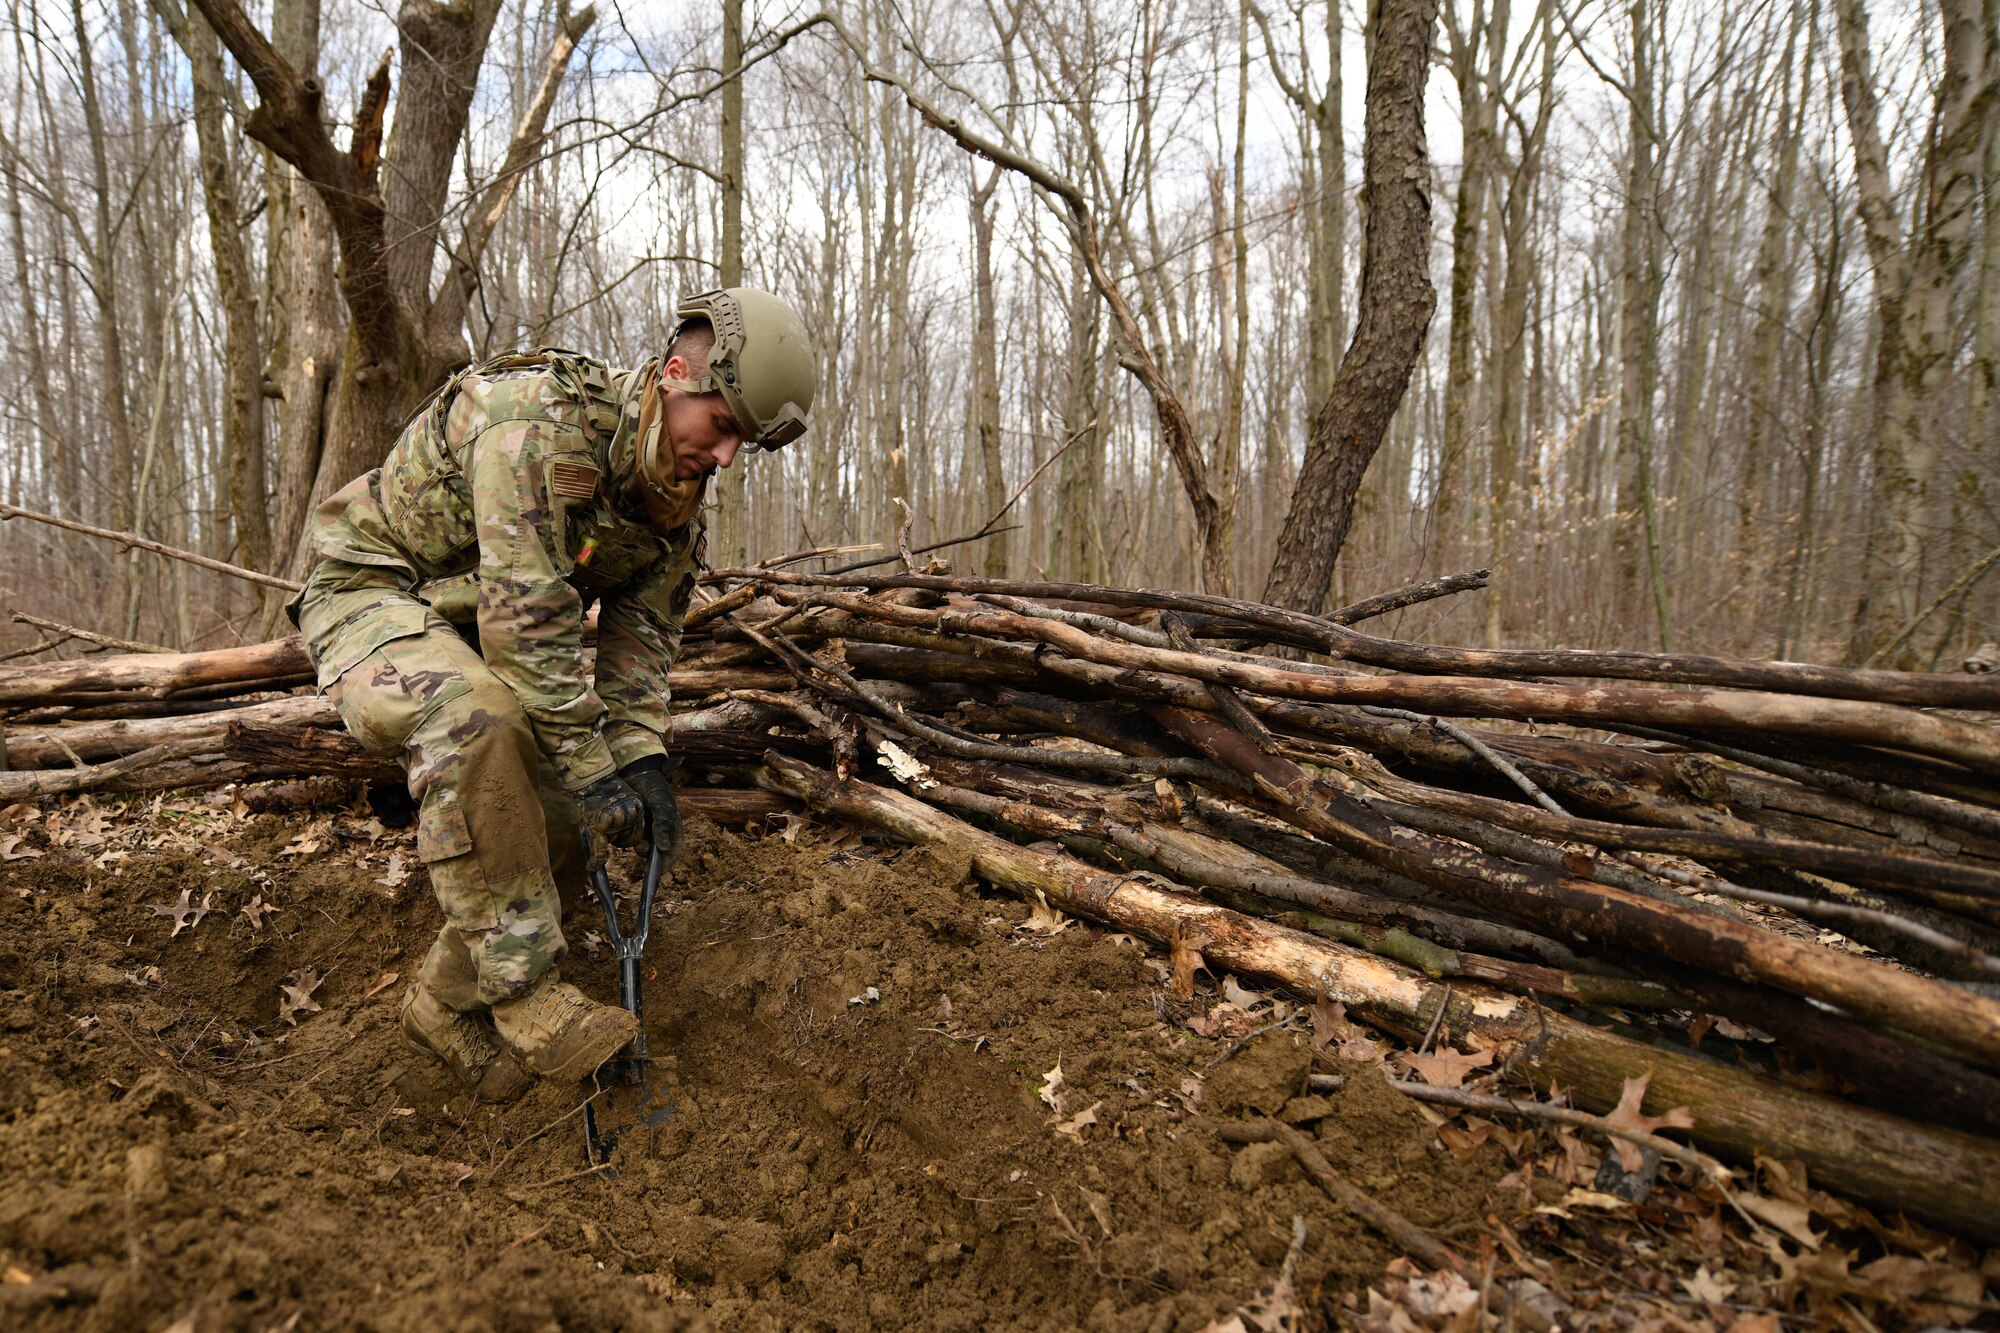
[1680,1266,1733,1303]
[1039,1061,1066,1112]
[362,971,401,1000]
[375,852,410,891]
[278,967,324,1026]
[1533,1187,1633,1219]
[238,894,276,929]
[1221,976,1268,1011]
[1600,1071,1696,1171]
[148,888,213,937]
[1853,1254,1986,1323]
[0,833,41,861]
[1078,1186,1115,1237]
[1737,1191,1822,1251]
[1053,1100,1101,1140]
[1397,1046,1495,1090]
[1020,890,1071,936]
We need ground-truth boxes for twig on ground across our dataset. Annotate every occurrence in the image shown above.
[520,1162,613,1190]
[1216,1117,1553,1332]
[1384,1080,1728,1183]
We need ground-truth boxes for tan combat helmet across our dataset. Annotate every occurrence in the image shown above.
[667,287,817,450]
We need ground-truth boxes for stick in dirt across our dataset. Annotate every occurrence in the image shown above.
[1215,1118,1554,1332]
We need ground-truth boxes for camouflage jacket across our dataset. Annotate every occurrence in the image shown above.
[300,350,703,790]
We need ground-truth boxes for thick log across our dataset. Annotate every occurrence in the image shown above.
[757,754,2000,1243]
[5,695,339,767]
[0,637,312,706]
[677,787,801,825]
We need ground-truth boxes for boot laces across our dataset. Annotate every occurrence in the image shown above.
[436,1010,500,1071]
[524,980,595,1035]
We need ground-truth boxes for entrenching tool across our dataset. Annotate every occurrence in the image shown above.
[580,843,676,1167]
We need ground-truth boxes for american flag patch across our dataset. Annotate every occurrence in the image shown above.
[550,460,599,500]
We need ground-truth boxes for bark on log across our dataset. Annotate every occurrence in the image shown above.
[1148,706,2000,1071]
[805,595,2000,774]
[736,570,2000,708]
[4,695,338,767]
[0,638,312,706]
[757,753,2000,1243]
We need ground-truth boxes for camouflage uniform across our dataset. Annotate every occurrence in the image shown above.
[293,351,703,1009]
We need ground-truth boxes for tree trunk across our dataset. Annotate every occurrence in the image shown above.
[1738,0,1813,578]
[971,168,1007,575]
[1261,0,1439,613]
[1056,233,1104,582]
[713,0,749,568]
[1614,0,1669,650]
[1436,0,1494,535]
[1837,0,1999,660]
[180,10,271,583]
[70,0,137,533]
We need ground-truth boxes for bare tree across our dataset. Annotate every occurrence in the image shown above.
[1261,0,1440,614]
[1835,0,2000,661]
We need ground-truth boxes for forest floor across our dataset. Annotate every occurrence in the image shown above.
[0,790,1993,1332]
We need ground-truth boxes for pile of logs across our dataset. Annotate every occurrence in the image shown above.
[6,567,2000,1239]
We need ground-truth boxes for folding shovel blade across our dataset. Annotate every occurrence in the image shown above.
[579,845,676,1170]
[582,1067,676,1169]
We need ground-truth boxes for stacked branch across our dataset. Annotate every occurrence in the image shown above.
[6,570,2000,1239]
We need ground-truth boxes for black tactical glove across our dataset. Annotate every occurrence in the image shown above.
[573,771,645,867]
[621,755,685,862]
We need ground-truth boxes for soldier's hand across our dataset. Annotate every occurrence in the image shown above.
[621,756,685,863]
[574,771,645,864]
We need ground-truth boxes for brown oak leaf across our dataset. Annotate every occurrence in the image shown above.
[149,888,213,936]
[1397,1046,1495,1089]
[1600,1071,1695,1171]
[278,967,324,1026]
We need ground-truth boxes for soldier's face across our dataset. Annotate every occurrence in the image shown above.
[661,356,746,482]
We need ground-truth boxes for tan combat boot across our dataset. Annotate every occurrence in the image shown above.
[490,972,639,1081]
[400,984,534,1103]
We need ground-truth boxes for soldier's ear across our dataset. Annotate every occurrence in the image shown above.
[662,354,688,383]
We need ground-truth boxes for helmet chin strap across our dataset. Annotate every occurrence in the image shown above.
[637,372,706,530]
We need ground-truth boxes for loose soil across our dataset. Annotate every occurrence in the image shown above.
[0,797,1496,1331]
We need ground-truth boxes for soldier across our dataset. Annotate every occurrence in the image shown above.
[290,288,816,1100]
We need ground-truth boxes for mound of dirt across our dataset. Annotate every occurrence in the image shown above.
[1,800,1498,1331]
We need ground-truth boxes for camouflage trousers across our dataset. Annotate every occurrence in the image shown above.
[314,601,588,1010]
